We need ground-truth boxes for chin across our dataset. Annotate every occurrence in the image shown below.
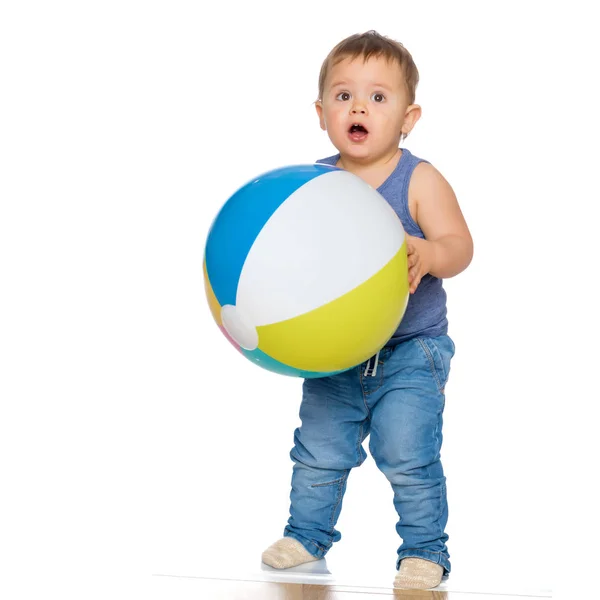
[344,146,372,160]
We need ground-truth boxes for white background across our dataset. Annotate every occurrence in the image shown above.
[1,1,596,598]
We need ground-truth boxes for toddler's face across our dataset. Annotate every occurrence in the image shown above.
[316,56,416,163]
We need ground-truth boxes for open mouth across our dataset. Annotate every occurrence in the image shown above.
[348,123,368,142]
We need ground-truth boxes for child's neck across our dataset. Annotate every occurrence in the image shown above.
[336,148,402,189]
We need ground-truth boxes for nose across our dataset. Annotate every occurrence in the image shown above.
[350,99,367,115]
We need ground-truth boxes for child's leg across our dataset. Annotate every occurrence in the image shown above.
[368,335,455,580]
[263,369,368,567]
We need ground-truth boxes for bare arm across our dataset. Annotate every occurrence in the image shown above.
[406,162,473,292]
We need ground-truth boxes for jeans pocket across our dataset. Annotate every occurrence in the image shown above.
[415,336,455,394]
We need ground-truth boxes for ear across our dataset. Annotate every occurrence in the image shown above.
[401,104,422,137]
[315,101,326,131]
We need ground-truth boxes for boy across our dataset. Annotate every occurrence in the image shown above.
[262,30,473,590]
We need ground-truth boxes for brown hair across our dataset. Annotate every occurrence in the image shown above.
[317,30,419,104]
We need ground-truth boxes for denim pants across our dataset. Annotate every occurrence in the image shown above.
[283,334,455,574]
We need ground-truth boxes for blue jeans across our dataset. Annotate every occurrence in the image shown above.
[283,335,455,574]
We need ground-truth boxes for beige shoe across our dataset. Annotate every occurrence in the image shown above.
[261,537,318,569]
[394,557,444,589]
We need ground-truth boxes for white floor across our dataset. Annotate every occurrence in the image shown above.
[153,538,551,598]
[153,575,550,600]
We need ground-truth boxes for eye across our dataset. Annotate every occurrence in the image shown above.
[372,92,385,103]
[336,91,351,101]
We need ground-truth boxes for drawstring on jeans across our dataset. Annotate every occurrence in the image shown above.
[363,350,380,377]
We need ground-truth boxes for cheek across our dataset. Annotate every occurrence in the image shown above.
[323,108,346,131]
[377,110,403,132]
[384,103,403,123]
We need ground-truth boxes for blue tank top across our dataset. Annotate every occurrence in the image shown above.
[316,148,448,344]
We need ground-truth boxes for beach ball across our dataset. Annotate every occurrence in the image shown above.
[203,164,409,378]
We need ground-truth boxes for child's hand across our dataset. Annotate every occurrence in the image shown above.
[406,234,435,294]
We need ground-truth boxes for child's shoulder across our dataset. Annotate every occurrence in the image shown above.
[410,159,453,195]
